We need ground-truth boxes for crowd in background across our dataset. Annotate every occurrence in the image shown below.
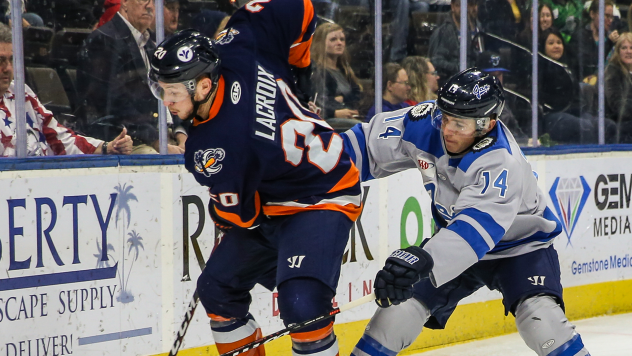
[2,0,632,158]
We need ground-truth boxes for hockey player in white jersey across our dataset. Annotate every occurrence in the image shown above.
[342,68,590,356]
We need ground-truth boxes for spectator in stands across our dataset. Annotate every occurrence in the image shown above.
[478,0,528,42]
[428,0,481,87]
[77,0,185,154]
[606,33,632,143]
[539,27,616,144]
[364,63,411,121]
[541,0,583,42]
[97,0,121,28]
[517,3,553,48]
[0,23,132,157]
[568,0,616,82]
[310,23,362,121]
[401,56,438,105]
[476,51,529,144]
[150,0,180,38]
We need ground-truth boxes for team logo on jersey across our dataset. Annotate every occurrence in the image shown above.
[549,176,591,246]
[472,83,490,100]
[231,81,241,104]
[177,46,193,62]
[542,339,555,349]
[215,28,240,45]
[194,148,226,177]
[472,137,496,152]
[409,102,433,121]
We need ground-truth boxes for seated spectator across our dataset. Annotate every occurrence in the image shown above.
[97,0,121,28]
[0,24,132,157]
[150,0,180,38]
[77,0,184,154]
[401,56,438,105]
[568,0,616,82]
[605,33,632,143]
[476,51,529,144]
[478,0,528,42]
[541,0,583,42]
[310,23,362,121]
[540,27,616,144]
[429,0,481,87]
[364,63,411,121]
[517,3,553,48]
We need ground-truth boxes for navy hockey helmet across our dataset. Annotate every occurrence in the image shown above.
[148,29,220,103]
[431,68,505,134]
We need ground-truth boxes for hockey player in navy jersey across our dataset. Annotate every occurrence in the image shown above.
[342,68,590,356]
[147,1,362,355]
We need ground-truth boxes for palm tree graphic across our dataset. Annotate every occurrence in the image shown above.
[94,240,116,268]
[113,183,140,303]
[124,230,145,290]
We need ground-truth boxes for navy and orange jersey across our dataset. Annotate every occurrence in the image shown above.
[184,0,361,229]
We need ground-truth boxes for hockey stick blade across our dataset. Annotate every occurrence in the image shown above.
[220,292,376,356]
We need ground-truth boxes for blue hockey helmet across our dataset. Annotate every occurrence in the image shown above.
[148,29,221,102]
[431,68,505,134]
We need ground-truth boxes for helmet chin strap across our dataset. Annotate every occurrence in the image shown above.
[184,83,218,122]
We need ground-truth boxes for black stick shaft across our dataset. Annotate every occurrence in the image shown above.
[169,291,200,355]
[220,292,376,356]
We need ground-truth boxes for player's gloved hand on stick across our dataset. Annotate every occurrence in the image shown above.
[375,245,434,308]
[209,204,233,233]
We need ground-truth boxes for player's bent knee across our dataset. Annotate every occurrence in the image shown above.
[515,295,590,356]
[277,278,335,331]
[197,271,251,318]
[351,298,429,356]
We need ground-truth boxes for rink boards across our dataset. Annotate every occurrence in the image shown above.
[0,149,631,356]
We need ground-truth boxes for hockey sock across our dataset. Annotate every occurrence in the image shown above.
[209,313,265,356]
[291,321,339,356]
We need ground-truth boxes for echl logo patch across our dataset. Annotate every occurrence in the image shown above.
[472,137,496,152]
[215,28,240,45]
[409,102,433,121]
[194,148,226,177]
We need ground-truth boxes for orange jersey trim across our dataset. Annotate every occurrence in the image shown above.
[193,76,226,126]
[214,191,261,228]
[327,161,360,194]
[288,0,314,68]
[291,321,334,343]
[263,202,362,222]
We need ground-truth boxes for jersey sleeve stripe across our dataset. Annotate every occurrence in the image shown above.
[327,161,360,194]
[446,219,490,259]
[457,207,506,244]
[288,0,315,68]
[263,202,362,221]
[214,191,261,228]
[194,76,225,126]
[453,214,495,250]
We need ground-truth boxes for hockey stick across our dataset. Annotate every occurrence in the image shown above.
[169,230,224,356]
[169,290,201,356]
[220,292,377,356]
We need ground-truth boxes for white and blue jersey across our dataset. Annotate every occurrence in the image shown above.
[341,101,562,287]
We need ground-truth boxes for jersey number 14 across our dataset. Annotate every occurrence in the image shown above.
[481,169,508,198]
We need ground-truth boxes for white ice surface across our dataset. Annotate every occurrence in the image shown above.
[408,312,632,356]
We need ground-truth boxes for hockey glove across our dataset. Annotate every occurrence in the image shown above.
[375,246,434,308]
[209,204,233,233]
